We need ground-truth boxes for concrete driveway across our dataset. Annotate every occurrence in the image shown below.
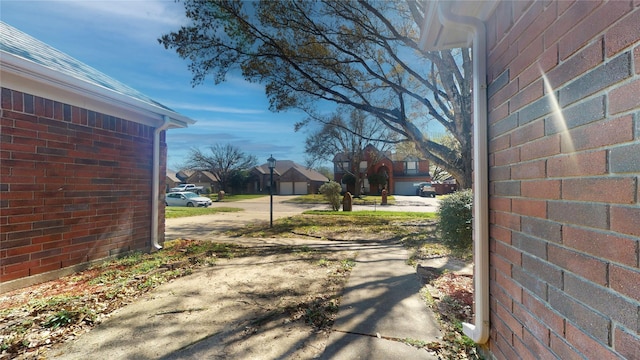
[165,195,440,241]
[380,195,440,212]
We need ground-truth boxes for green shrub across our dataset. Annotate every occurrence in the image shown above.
[319,181,342,211]
[437,189,473,251]
[341,174,355,186]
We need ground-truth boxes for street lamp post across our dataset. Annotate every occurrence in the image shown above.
[267,155,276,228]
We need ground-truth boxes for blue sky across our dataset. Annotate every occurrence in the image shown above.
[1,0,313,170]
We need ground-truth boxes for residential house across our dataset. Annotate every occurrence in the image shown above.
[420,1,639,358]
[251,160,329,195]
[0,22,194,293]
[167,169,219,193]
[183,170,219,194]
[333,144,431,195]
[166,169,182,192]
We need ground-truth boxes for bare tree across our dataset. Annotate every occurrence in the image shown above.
[396,133,455,183]
[305,108,392,196]
[185,144,257,192]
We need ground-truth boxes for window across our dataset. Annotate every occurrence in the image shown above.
[335,161,350,173]
[405,161,418,175]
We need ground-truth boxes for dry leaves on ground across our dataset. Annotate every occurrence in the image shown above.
[0,240,210,359]
[419,267,479,360]
[1,239,354,360]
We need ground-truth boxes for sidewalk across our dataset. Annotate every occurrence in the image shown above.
[320,242,440,359]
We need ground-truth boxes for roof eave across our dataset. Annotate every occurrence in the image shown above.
[1,51,195,129]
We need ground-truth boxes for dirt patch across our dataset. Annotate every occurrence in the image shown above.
[153,250,355,360]
[1,240,356,360]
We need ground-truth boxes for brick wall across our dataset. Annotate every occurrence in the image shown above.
[1,88,166,287]
[486,1,639,359]
[389,159,430,175]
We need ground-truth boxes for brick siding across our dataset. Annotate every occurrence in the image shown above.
[1,88,166,286]
[486,1,639,359]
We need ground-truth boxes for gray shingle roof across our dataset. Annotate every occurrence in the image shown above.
[287,166,328,182]
[257,160,328,182]
[0,21,175,113]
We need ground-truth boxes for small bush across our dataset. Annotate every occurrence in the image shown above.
[437,189,473,251]
[319,181,342,211]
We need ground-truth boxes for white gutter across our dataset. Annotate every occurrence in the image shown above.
[438,3,490,344]
[151,115,172,250]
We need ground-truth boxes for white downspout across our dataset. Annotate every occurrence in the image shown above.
[438,4,490,344]
[151,115,171,250]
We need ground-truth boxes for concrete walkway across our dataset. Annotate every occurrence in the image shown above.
[320,242,440,359]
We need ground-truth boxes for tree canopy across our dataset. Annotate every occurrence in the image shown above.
[159,0,472,188]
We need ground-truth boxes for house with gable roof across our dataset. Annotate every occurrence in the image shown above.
[251,160,329,195]
[169,169,219,193]
[0,22,195,293]
[166,169,182,192]
[420,1,639,358]
[184,170,220,193]
[333,144,433,195]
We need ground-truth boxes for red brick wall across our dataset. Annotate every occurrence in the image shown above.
[486,1,639,359]
[389,159,430,176]
[1,88,166,286]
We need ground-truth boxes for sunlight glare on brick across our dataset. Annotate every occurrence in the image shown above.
[540,66,575,156]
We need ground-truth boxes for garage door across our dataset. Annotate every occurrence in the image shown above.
[394,181,418,195]
[280,182,309,195]
[293,182,308,195]
[280,182,294,195]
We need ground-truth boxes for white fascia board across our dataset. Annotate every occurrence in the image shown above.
[1,51,195,129]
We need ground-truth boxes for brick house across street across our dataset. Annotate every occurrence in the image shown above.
[0,22,195,292]
[420,1,639,358]
[333,144,433,195]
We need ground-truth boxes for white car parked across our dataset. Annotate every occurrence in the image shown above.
[165,192,212,207]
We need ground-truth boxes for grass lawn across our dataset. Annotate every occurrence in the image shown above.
[282,194,327,204]
[284,194,396,205]
[303,209,434,218]
[165,206,243,219]
[226,210,441,246]
[352,194,395,205]
[208,194,268,202]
